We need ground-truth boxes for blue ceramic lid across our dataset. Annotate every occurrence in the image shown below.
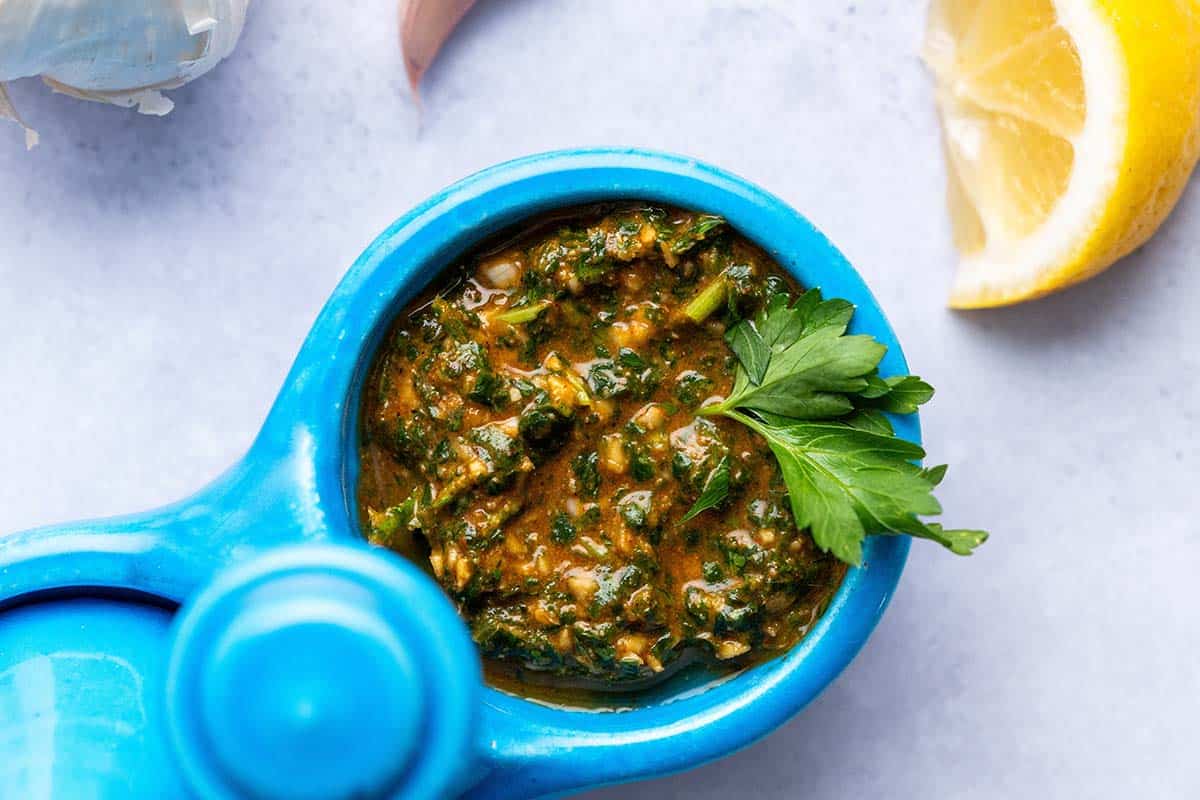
[164,544,480,800]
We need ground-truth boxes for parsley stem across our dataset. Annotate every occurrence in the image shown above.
[494,299,552,325]
[682,274,728,323]
[723,407,763,434]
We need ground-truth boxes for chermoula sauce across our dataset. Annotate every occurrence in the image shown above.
[357,204,846,698]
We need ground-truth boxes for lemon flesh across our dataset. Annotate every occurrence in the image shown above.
[925,0,1200,308]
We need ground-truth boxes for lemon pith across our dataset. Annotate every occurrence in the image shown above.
[925,0,1200,309]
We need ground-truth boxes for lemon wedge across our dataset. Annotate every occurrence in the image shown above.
[924,0,1200,308]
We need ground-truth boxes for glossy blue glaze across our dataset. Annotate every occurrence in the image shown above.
[165,544,480,800]
[0,598,186,798]
[0,149,912,799]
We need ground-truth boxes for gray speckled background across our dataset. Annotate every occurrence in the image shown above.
[1,1,1197,797]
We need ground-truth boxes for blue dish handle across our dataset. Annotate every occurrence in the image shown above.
[0,425,340,605]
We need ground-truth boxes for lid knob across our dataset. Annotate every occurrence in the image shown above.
[166,544,480,800]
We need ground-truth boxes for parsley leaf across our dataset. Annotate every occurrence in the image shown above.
[729,412,983,564]
[667,214,726,254]
[706,288,889,421]
[701,288,986,565]
[756,288,854,348]
[724,322,770,386]
[844,409,895,436]
[857,375,935,415]
[681,456,731,522]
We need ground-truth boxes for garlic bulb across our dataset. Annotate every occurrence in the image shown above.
[0,0,250,147]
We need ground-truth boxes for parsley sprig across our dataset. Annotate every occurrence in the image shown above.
[687,287,987,566]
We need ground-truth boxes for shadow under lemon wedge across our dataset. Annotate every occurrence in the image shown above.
[924,0,1200,308]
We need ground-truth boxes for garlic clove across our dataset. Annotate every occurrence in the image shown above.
[400,0,477,93]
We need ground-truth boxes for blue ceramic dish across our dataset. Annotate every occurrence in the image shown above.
[0,149,911,799]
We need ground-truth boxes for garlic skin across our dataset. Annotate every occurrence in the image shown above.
[0,0,250,145]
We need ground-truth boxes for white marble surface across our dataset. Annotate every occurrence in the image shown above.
[1,1,1197,797]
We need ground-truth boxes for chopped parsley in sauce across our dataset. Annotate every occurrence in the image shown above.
[358,204,846,693]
